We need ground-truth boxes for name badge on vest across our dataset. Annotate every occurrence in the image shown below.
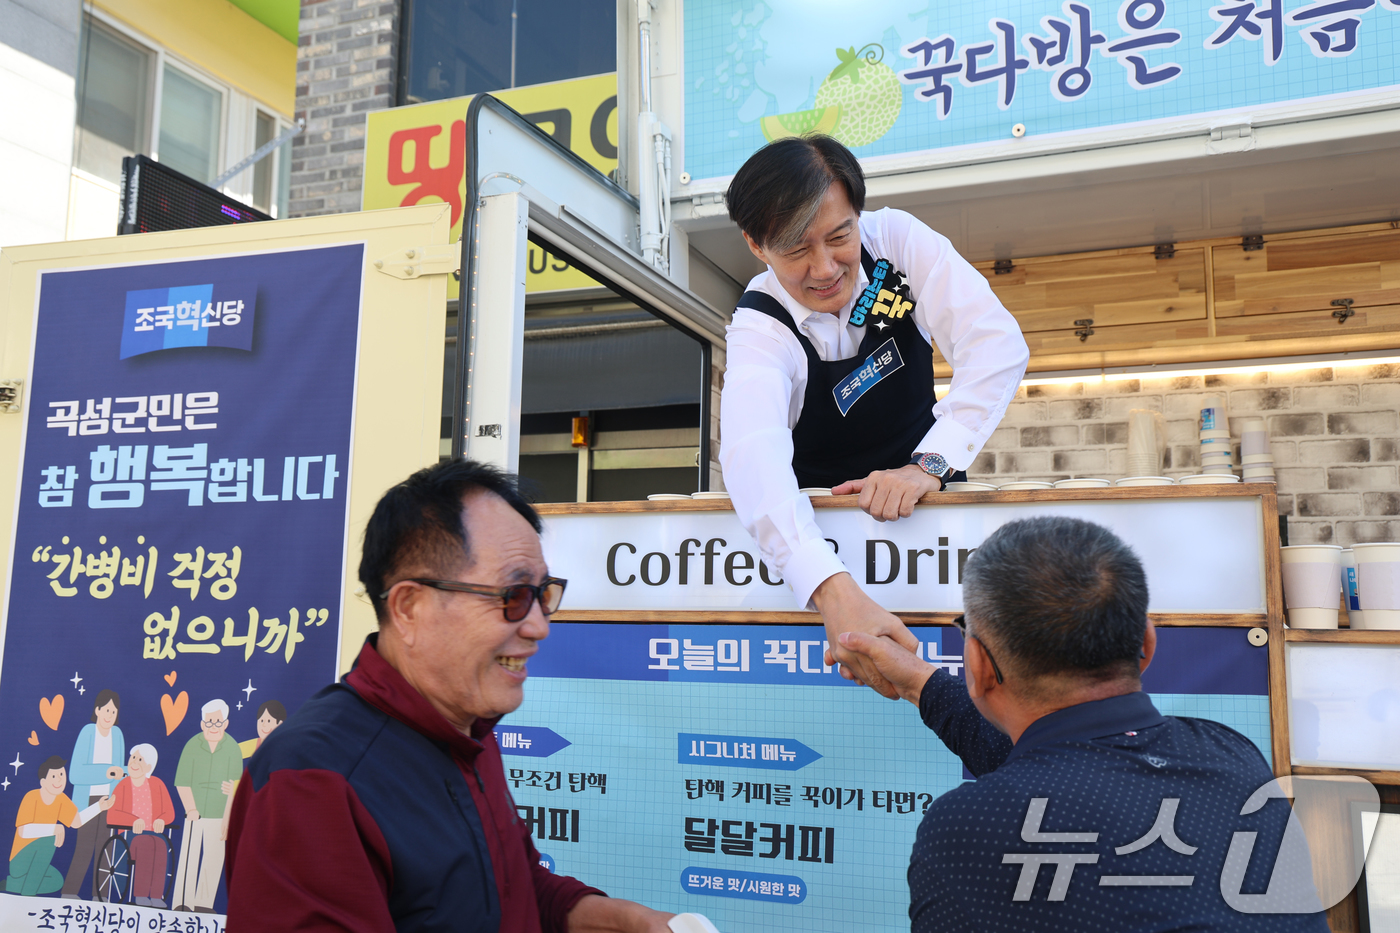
[833,338,904,416]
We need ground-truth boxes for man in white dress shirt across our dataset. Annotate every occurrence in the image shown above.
[719,135,1028,696]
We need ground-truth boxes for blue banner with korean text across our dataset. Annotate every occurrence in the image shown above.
[0,245,363,920]
[510,622,1269,932]
[684,0,1400,180]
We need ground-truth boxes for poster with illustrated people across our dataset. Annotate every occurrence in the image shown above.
[0,245,364,927]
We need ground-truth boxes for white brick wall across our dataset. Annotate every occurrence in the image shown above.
[967,363,1400,545]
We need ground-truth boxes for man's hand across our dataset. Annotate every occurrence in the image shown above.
[221,779,237,795]
[835,631,935,705]
[54,824,65,848]
[567,894,674,932]
[812,573,919,699]
[186,807,200,823]
[831,464,941,523]
[98,795,113,811]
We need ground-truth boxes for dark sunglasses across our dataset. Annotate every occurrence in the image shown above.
[951,614,1004,685]
[384,577,567,622]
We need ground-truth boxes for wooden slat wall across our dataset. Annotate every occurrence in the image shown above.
[935,222,1400,372]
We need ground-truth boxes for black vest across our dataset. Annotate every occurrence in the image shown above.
[737,247,966,489]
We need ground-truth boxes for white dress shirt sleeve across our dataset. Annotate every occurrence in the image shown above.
[720,306,847,610]
[882,209,1029,470]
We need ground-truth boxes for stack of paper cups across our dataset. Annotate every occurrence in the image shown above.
[1200,429,1233,473]
[1198,395,1232,473]
[1239,417,1275,482]
[1126,409,1165,477]
[1352,542,1400,630]
[1340,548,1365,629]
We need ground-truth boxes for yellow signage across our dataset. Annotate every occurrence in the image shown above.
[364,74,618,295]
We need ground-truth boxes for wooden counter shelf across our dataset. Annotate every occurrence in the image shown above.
[535,482,1284,515]
[1284,628,1400,645]
[1290,765,1400,786]
[548,609,1267,627]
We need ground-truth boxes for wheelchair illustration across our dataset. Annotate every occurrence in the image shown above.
[93,823,176,907]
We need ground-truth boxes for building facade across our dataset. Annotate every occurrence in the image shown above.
[0,0,298,248]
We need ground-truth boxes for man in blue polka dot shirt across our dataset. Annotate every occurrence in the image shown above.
[839,516,1330,932]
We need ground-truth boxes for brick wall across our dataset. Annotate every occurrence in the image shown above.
[968,363,1400,545]
[291,0,398,217]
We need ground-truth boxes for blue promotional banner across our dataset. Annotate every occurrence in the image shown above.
[684,0,1400,180]
[513,622,1268,932]
[0,245,364,922]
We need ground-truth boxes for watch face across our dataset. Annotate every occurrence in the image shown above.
[919,452,950,477]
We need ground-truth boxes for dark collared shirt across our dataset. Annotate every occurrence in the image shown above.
[910,670,1328,932]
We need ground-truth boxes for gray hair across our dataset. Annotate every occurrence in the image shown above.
[130,743,158,773]
[725,135,866,253]
[963,516,1149,684]
[201,698,229,720]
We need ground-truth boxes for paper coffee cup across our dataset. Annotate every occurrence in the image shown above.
[1241,419,1270,456]
[1053,478,1111,488]
[998,481,1054,490]
[1200,396,1226,432]
[1286,608,1341,629]
[1241,453,1274,465]
[1281,545,1343,629]
[944,481,997,491]
[1200,429,1231,440]
[1340,549,1366,629]
[1352,542,1400,629]
[1178,474,1240,484]
[1115,476,1174,486]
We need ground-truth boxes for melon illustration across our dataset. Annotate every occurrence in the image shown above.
[814,44,902,148]
[760,105,842,142]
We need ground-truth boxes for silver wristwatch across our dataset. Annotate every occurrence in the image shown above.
[910,452,954,482]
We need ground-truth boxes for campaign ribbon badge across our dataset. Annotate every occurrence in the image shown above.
[832,337,904,416]
[849,259,891,327]
[120,283,257,359]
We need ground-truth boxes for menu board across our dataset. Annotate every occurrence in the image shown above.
[508,623,1269,931]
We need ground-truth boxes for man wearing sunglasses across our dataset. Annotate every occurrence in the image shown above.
[225,459,675,933]
[836,516,1325,933]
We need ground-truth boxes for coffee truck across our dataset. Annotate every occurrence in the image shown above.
[1,0,1397,927]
